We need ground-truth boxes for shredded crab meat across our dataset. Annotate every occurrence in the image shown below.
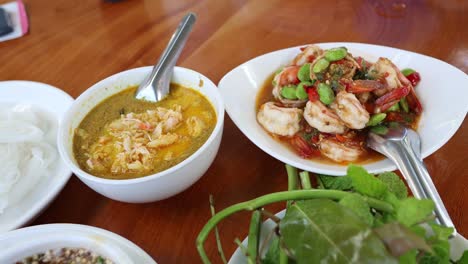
[84,105,185,174]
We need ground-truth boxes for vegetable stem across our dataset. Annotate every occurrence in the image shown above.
[286,164,299,208]
[209,195,227,264]
[234,238,253,264]
[299,171,312,190]
[196,190,394,263]
[247,210,262,263]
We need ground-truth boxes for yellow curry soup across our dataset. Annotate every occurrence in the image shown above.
[73,84,216,180]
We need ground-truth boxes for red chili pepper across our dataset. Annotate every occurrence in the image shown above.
[375,86,410,107]
[300,46,307,51]
[307,87,319,102]
[406,87,423,114]
[364,102,375,113]
[405,72,421,87]
[386,112,404,122]
[307,55,316,63]
[290,135,320,158]
[335,134,347,143]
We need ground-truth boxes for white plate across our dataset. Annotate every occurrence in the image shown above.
[0,81,74,232]
[219,43,468,175]
[229,210,468,263]
[0,224,156,263]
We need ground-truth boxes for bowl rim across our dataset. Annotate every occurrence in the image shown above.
[218,42,468,175]
[58,66,224,185]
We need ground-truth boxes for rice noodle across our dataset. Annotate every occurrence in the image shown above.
[0,104,57,213]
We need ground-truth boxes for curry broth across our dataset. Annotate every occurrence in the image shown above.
[73,84,216,179]
[256,74,384,165]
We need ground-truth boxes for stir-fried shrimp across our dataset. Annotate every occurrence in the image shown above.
[319,138,364,162]
[368,58,411,95]
[257,102,303,137]
[330,91,370,129]
[272,66,307,107]
[303,100,346,134]
[291,45,323,66]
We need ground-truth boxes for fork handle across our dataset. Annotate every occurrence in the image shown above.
[399,138,456,232]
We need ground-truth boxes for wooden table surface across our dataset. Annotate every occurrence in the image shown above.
[1,0,467,263]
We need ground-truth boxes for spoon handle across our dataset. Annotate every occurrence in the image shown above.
[400,138,456,232]
[136,13,196,101]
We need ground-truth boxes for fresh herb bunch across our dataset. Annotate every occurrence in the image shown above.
[196,164,467,264]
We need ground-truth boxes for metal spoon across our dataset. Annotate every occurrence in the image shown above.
[135,13,196,102]
[367,124,456,233]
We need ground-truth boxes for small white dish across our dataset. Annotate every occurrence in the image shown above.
[58,66,224,203]
[229,210,468,263]
[0,81,74,233]
[219,43,468,175]
[0,223,156,263]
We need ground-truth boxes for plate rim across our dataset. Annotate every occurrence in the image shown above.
[0,80,74,232]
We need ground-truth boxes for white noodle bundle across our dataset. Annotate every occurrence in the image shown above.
[0,104,57,213]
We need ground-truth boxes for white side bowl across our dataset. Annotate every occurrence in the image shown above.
[219,42,468,175]
[0,224,155,263]
[58,67,224,203]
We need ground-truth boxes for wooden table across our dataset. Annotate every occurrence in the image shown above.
[1,0,467,263]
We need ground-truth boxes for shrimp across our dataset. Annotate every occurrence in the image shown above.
[368,58,411,96]
[257,102,303,137]
[272,66,307,108]
[291,45,324,66]
[319,138,364,162]
[303,100,346,134]
[330,91,370,129]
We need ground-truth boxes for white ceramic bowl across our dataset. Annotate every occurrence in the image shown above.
[0,224,155,263]
[219,42,468,175]
[58,67,224,203]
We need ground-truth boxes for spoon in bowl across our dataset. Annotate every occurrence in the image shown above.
[367,124,456,233]
[135,13,196,102]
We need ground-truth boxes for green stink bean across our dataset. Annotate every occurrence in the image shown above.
[401,68,415,76]
[281,85,298,99]
[313,58,330,73]
[370,125,389,135]
[367,113,387,127]
[400,97,409,113]
[386,102,400,112]
[324,47,348,62]
[296,82,310,100]
[297,63,311,82]
[317,83,335,105]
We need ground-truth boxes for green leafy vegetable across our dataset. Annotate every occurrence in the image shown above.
[317,174,353,190]
[397,198,435,226]
[297,63,311,82]
[262,235,280,264]
[339,193,373,226]
[280,199,397,264]
[398,249,417,264]
[378,172,408,200]
[456,251,468,264]
[347,165,387,199]
[374,222,433,257]
[428,222,454,241]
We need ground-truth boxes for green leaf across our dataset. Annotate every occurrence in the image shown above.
[280,199,397,264]
[317,174,353,190]
[262,235,280,264]
[456,250,468,264]
[397,198,435,226]
[347,165,387,199]
[398,249,417,264]
[378,172,408,200]
[374,222,433,257]
[428,222,454,241]
[339,193,373,226]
